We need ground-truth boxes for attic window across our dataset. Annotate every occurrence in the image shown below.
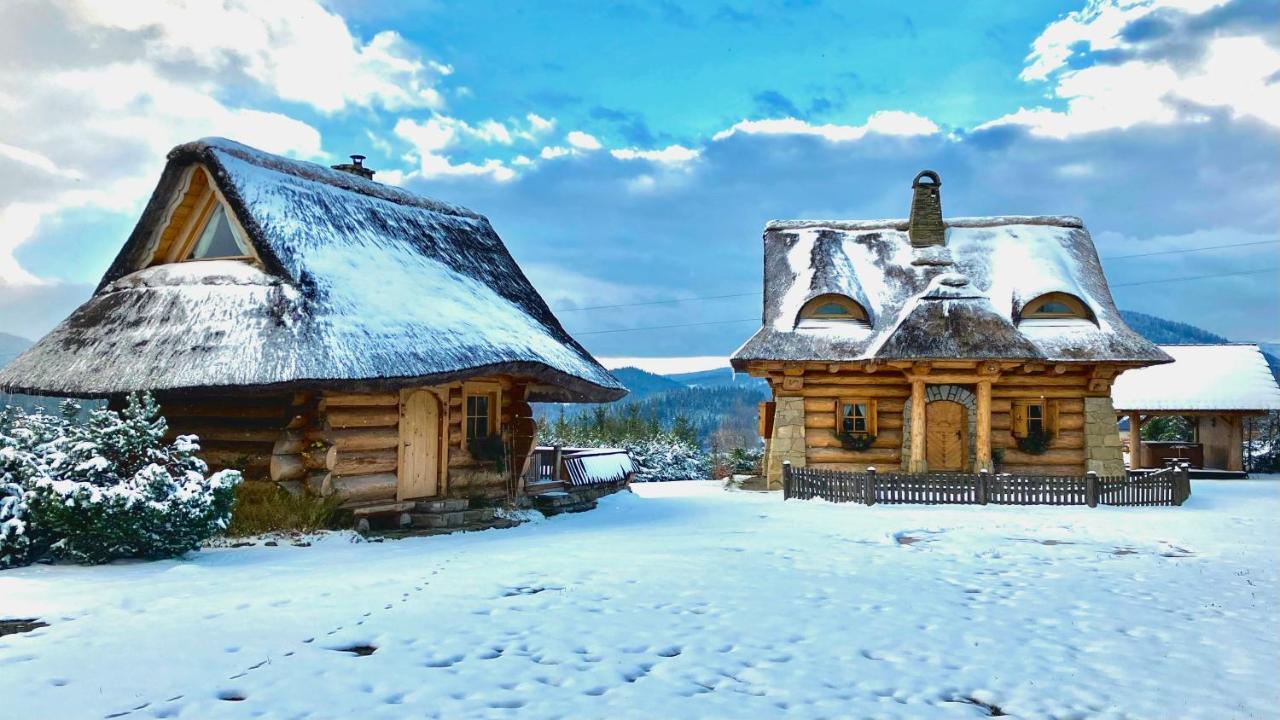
[1020,293,1093,322]
[187,204,251,259]
[798,294,870,325]
[146,165,257,266]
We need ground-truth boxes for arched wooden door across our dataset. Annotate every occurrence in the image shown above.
[925,400,967,472]
[398,390,441,500]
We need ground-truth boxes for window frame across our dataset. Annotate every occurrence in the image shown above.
[835,397,878,436]
[1012,399,1058,438]
[461,381,502,446]
[798,294,870,324]
[1019,292,1093,322]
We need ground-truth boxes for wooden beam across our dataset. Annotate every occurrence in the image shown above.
[910,380,926,472]
[976,380,992,471]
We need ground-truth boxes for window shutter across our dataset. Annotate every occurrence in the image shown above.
[759,401,776,439]
[867,399,879,436]
[1012,401,1028,438]
[1047,399,1060,435]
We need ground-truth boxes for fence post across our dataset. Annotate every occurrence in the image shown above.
[1175,462,1190,506]
[977,469,989,505]
[1086,471,1098,508]
[864,467,876,506]
[782,461,791,501]
[552,444,564,482]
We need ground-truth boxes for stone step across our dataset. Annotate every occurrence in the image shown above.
[413,498,470,514]
[408,507,495,529]
[369,516,521,540]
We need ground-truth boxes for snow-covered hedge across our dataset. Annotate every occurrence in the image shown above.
[0,395,241,567]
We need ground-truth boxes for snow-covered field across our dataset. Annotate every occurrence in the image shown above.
[3,480,1277,719]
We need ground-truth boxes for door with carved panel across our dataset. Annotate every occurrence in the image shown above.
[925,400,966,471]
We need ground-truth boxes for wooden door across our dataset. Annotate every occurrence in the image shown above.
[398,390,440,499]
[925,400,966,472]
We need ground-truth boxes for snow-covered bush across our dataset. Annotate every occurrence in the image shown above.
[0,394,241,567]
[0,481,31,569]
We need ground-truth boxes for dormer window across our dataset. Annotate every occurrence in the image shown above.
[145,165,257,267]
[798,294,870,326]
[1019,293,1093,322]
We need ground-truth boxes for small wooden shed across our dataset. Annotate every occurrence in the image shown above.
[1112,344,1280,476]
[0,138,626,508]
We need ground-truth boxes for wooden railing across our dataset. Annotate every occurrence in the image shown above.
[523,445,635,487]
[783,462,1191,508]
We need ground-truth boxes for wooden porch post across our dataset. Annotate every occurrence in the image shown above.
[1128,413,1142,470]
[976,380,992,472]
[910,380,927,473]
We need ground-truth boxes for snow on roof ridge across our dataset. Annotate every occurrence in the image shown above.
[177,137,484,221]
[765,215,1083,233]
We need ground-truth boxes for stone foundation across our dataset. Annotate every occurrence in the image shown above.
[1084,396,1125,476]
[765,396,807,488]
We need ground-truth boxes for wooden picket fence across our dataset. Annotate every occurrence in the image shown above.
[783,462,1190,508]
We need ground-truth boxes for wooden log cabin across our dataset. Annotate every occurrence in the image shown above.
[732,171,1171,487]
[0,138,626,509]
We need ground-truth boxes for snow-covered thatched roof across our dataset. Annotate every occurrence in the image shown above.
[0,138,624,403]
[731,215,1169,370]
[1112,345,1280,412]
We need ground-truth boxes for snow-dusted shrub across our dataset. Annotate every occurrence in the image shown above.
[0,406,51,568]
[625,436,710,482]
[1,394,241,566]
[0,481,31,569]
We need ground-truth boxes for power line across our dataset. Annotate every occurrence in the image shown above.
[567,267,1278,336]
[550,240,1279,315]
[1101,238,1280,260]
[574,318,759,335]
[1111,267,1279,288]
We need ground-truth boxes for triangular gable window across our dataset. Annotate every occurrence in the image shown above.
[187,203,250,260]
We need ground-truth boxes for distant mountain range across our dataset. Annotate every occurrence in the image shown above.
[0,332,32,368]
[3,312,1277,429]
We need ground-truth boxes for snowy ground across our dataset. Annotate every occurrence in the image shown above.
[2,480,1278,720]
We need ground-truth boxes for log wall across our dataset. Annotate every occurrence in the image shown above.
[161,375,538,507]
[160,391,312,483]
[799,375,910,472]
[778,364,1095,476]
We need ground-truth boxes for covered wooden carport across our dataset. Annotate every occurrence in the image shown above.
[1112,344,1280,476]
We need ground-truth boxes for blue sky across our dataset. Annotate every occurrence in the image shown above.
[1,0,1277,361]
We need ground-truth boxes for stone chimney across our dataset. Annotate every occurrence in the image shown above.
[331,154,375,180]
[907,170,944,247]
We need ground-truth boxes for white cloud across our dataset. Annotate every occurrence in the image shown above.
[540,146,570,159]
[712,111,940,142]
[393,116,517,182]
[566,131,603,150]
[527,113,555,133]
[70,0,450,113]
[610,145,700,165]
[993,0,1280,137]
[1022,0,1230,81]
